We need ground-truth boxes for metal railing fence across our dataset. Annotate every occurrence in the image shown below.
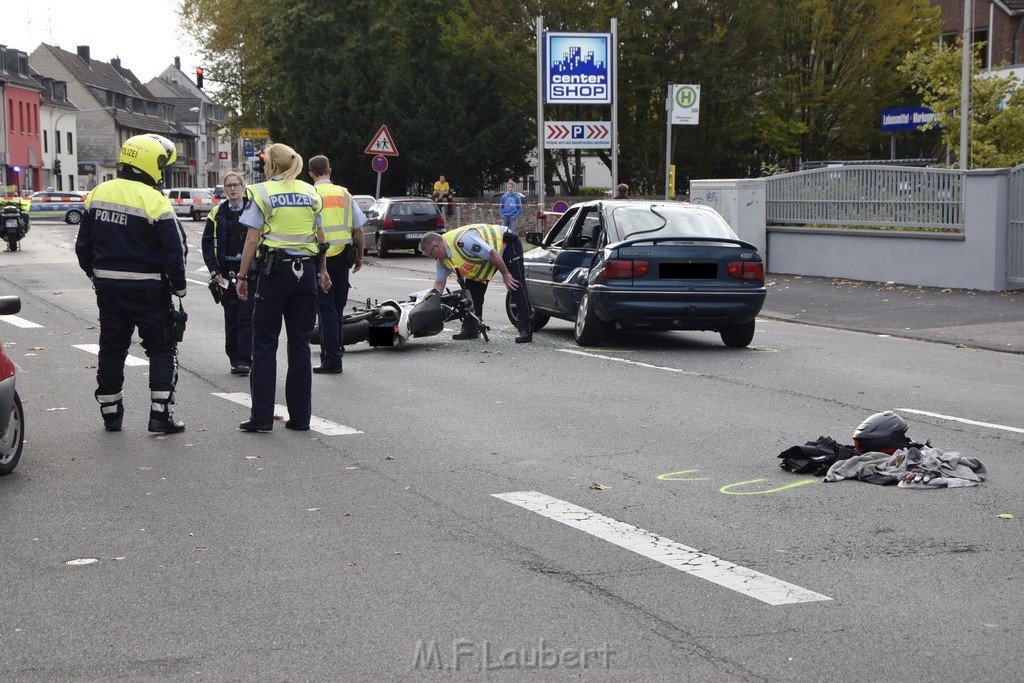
[1009,164,1024,285]
[765,165,963,230]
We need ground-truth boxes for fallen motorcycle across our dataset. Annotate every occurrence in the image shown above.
[1,200,31,252]
[311,286,489,347]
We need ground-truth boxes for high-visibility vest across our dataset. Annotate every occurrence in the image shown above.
[441,224,504,282]
[315,182,354,256]
[1,197,31,211]
[249,179,322,254]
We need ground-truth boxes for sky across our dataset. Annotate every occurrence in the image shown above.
[0,0,203,86]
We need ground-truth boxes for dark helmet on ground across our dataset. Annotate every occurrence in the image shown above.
[852,411,919,454]
[119,134,176,184]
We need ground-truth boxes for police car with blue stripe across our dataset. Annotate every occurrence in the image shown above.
[28,190,88,224]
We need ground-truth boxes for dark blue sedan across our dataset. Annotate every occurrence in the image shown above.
[506,200,766,347]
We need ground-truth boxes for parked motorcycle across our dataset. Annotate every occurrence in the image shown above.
[1,200,31,252]
[312,286,489,348]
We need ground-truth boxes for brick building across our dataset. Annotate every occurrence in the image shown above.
[933,0,1024,68]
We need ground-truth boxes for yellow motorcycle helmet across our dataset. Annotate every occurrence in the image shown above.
[119,134,176,183]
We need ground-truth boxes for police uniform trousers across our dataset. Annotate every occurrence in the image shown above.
[95,287,177,397]
[315,247,353,366]
[249,258,317,425]
[219,262,254,367]
[463,233,532,332]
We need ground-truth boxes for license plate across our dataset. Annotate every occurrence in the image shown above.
[405,232,425,239]
[4,219,18,228]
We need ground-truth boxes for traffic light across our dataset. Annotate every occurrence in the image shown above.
[255,152,266,173]
[196,67,204,89]
[668,164,677,197]
[54,159,62,175]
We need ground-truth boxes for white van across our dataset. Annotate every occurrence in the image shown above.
[165,188,217,221]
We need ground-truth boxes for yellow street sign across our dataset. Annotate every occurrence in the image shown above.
[240,128,271,139]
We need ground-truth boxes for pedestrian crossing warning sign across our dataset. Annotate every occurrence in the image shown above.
[364,125,399,156]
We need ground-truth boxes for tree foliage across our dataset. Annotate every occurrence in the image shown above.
[180,0,951,195]
[900,40,1024,168]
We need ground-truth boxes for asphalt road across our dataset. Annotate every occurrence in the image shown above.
[1,218,1022,681]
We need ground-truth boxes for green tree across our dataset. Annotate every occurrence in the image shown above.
[900,39,1024,168]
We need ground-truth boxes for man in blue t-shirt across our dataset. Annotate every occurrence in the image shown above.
[499,181,522,233]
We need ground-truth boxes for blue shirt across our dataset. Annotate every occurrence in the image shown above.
[499,191,522,218]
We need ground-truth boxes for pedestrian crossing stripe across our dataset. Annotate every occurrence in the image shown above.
[74,344,149,366]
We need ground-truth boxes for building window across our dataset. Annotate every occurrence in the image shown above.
[56,131,62,154]
[44,130,49,153]
[67,132,74,154]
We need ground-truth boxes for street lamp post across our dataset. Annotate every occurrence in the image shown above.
[189,103,206,188]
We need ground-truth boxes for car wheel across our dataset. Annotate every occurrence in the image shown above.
[375,232,389,257]
[720,320,756,348]
[0,392,25,476]
[573,290,605,346]
[191,209,202,222]
[505,291,549,331]
[65,209,83,225]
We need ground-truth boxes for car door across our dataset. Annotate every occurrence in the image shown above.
[549,205,605,315]
[524,207,579,313]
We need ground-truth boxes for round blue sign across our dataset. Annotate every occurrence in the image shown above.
[371,155,389,173]
[552,200,569,213]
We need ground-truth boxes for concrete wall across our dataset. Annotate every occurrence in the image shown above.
[692,169,1013,291]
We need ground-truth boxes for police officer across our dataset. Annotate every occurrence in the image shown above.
[307,154,366,374]
[201,170,254,375]
[418,224,533,343]
[75,134,188,433]
[235,143,331,432]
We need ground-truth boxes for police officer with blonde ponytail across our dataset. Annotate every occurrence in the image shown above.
[308,154,366,374]
[235,143,331,432]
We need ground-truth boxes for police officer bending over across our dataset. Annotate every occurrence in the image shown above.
[75,134,188,433]
[235,143,331,432]
[419,224,533,343]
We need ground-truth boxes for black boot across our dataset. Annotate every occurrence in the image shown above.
[452,319,479,340]
[148,399,185,434]
[97,392,124,432]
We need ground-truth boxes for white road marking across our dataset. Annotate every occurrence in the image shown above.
[898,408,1024,435]
[186,277,209,286]
[212,392,363,435]
[73,344,149,366]
[0,315,43,329]
[493,491,831,606]
[559,348,700,375]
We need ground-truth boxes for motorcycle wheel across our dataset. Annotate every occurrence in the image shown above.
[7,236,18,252]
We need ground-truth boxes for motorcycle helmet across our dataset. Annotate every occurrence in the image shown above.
[852,411,918,454]
[119,134,176,184]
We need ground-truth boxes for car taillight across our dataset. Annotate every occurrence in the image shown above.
[382,217,394,228]
[727,261,764,280]
[436,215,445,228]
[601,259,649,279]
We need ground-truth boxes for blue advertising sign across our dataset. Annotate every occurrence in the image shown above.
[544,32,613,105]
[881,107,936,132]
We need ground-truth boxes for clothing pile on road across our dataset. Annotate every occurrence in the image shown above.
[777,410,987,489]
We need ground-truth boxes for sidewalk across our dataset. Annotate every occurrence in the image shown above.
[761,274,1024,354]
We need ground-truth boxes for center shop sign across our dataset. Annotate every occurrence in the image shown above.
[544,32,613,105]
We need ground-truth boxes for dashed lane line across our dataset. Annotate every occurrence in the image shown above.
[74,344,148,366]
[898,408,1024,435]
[0,314,43,329]
[492,490,831,606]
[212,392,362,436]
[559,348,700,375]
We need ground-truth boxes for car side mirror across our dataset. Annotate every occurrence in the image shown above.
[525,231,544,246]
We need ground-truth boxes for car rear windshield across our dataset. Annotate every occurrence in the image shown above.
[612,205,738,241]
[393,202,438,216]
